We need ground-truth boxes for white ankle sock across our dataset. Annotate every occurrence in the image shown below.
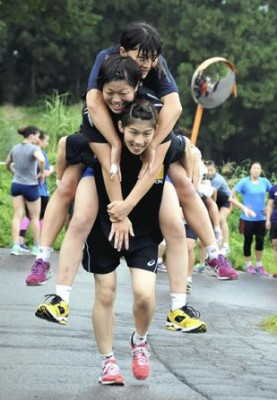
[170,293,187,311]
[132,331,147,346]
[56,285,72,304]
[101,352,115,366]
[206,245,219,260]
[36,246,52,262]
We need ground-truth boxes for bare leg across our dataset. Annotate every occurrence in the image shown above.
[159,182,187,294]
[93,272,116,354]
[40,164,83,247]
[168,163,217,248]
[130,268,156,336]
[219,207,231,244]
[26,198,41,246]
[255,250,263,263]
[55,137,68,180]
[57,176,98,286]
[11,196,25,244]
[187,238,195,278]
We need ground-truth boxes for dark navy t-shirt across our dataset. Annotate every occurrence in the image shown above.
[87,46,178,98]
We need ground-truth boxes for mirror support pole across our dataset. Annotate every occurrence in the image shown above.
[190,104,204,145]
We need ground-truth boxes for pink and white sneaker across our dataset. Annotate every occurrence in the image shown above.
[25,259,53,285]
[246,265,256,275]
[255,266,269,276]
[99,359,125,385]
[130,333,151,380]
[206,254,238,280]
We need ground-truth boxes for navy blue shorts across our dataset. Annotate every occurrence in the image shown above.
[81,167,95,179]
[185,224,197,240]
[11,183,40,202]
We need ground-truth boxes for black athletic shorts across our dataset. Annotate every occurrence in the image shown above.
[216,190,231,209]
[82,224,159,275]
[66,132,96,167]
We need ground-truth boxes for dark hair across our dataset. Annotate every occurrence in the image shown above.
[121,100,158,128]
[97,54,141,90]
[17,126,39,138]
[39,130,48,140]
[204,160,216,168]
[120,22,162,60]
[179,127,191,138]
[250,161,261,168]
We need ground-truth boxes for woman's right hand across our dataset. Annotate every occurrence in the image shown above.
[108,217,135,251]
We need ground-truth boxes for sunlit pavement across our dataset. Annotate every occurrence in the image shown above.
[0,248,276,400]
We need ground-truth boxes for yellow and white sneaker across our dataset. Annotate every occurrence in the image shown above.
[166,304,207,333]
[35,294,69,325]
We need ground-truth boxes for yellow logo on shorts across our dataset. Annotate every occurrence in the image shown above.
[155,166,164,184]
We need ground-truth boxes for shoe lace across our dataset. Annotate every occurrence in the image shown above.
[31,259,46,274]
[181,303,201,319]
[103,360,119,375]
[44,294,62,304]
[218,254,233,270]
[132,344,150,364]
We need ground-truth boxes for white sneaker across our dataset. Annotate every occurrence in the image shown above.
[10,244,23,256]
[157,261,167,272]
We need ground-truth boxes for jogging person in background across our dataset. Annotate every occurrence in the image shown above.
[6,126,45,257]
[19,130,54,255]
[232,162,272,275]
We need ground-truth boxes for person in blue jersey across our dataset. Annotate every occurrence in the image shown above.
[233,162,272,275]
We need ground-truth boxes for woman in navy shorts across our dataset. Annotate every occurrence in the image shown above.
[6,126,45,256]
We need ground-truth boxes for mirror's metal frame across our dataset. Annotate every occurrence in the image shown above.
[190,57,237,145]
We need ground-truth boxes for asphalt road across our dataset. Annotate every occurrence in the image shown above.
[0,249,276,400]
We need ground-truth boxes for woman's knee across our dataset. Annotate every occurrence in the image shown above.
[162,219,185,242]
[56,179,76,201]
[97,284,116,308]
[68,212,94,237]
[134,291,154,312]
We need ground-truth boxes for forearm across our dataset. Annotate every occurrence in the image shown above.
[266,201,273,222]
[151,93,182,148]
[125,143,169,209]
[90,142,123,202]
[102,167,123,202]
[38,160,45,174]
